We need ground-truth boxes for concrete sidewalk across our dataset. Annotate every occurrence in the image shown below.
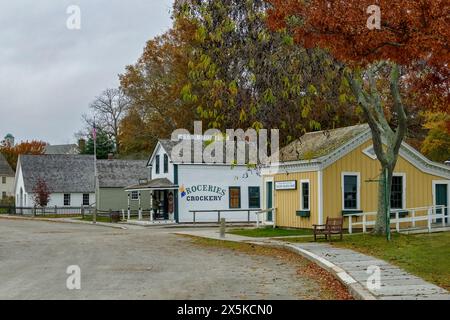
[175,230,450,300]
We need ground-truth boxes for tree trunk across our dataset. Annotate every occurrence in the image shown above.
[373,164,393,235]
[346,62,407,236]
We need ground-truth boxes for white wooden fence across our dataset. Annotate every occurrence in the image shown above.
[255,208,276,228]
[346,205,448,234]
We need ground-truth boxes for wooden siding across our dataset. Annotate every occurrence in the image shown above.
[272,171,318,229]
[266,139,449,229]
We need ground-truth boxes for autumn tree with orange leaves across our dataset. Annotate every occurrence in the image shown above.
[0,140,46,171]
[268,0,449,235]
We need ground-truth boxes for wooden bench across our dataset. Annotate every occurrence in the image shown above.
[313,217,344,241]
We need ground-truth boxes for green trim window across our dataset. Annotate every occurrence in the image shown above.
[163,154,169,173]
[155,155,160,174]
[82,194,90,206]
[343,175,358,210]
[131,191,139,200]
[301,181,310,211]
[229,187,241,209]
[63,194,71,206]
[391,176,404,209]
[248,187,260,209]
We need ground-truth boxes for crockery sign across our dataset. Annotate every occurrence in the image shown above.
[275,181,297,190]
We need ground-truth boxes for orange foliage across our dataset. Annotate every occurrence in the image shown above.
[267,0,449,129]
[0,140,46,170]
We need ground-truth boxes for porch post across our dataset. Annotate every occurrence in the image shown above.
[127,192,130,220]
[138,192,142,220]
[149,191,154,222]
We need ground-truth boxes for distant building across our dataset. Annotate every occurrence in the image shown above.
[2,134,15,147]
[44,144,79,155]
[0,153,15,200]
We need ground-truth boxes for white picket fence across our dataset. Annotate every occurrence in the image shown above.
[346,205,448,234]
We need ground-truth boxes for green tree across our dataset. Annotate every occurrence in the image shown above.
[176,0,359,144]
[119,17,198,155]
[81,130,115,159]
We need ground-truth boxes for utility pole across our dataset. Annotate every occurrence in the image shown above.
[93,118,97,224]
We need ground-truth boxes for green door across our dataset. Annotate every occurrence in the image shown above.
[436,184,448,224]
[266,181,273,222]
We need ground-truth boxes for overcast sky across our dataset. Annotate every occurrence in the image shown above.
[0,0,173,145]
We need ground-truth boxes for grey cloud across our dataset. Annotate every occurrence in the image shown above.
[0,0,173,144]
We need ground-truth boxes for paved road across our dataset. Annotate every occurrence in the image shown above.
[0,219,332,300]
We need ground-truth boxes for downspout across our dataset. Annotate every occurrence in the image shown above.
[318,170,323,225]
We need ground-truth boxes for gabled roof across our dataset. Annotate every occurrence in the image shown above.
[265,124,450,179]
[125,178,178,191]
[44,144,79,155]
[276,124,370,162]
[19,155,150,193]
[97,160,148,188]
[0,153,14,176]
[148,139,258,166]
[20,154,95,193]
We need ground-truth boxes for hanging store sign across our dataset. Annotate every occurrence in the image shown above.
[275,181,297,190]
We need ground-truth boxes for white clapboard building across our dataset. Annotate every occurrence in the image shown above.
[125,138,262,223]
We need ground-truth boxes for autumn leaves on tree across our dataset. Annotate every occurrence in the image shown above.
[267,0,449,234]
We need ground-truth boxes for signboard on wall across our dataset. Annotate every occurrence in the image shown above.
[275,181,297,190]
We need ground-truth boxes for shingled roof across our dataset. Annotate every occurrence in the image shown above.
[0,153,14,176]
[157,139,257,165]
[275,124,370,162]
[97,160,148,188]
[20,155,149,193]
[20,154,95,193]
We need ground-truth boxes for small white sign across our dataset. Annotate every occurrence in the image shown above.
[275,181,297,190]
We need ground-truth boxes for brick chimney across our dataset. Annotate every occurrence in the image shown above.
[108,153,114,160]
[78,138,86,152]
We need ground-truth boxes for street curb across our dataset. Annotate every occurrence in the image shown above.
[0,215,128,230]
[276,243,377,300]
[179,231,377,300]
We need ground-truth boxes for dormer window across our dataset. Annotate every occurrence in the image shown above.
[164,154,169,173]
[155,155,160,174]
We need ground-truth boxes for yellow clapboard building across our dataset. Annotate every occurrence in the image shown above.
[261,124,450,230]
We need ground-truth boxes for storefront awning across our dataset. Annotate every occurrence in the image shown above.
[125,178,178,192]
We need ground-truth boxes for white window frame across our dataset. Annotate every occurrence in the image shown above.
[63,193,71,206]
[299,179,310,211]
[341,172,361,211]
[82,193,90,206]
[432,180,450,223]
[391,173,406,210]
[131,191,139,201]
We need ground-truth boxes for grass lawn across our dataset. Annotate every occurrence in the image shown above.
[228,227,313,238]
[285,232,450,291]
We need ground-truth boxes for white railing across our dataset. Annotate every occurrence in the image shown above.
[346,205,448,234]
[255,208,276,229]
